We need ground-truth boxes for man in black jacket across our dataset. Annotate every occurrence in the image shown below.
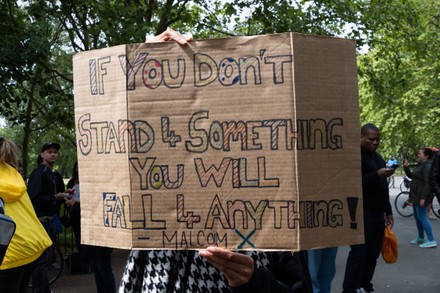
[342,124,395,293]
[28,142,66,293]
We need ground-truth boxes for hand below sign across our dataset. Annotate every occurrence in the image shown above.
[199,246,254,287]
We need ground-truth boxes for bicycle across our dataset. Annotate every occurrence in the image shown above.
[394,191,413,217]
[431,196,440,218]
[28,231,64,288]
[394,191,440,218]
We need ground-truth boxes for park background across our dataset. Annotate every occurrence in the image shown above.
[1,0,439,180]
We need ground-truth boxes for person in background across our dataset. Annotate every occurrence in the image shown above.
[17,160,25,179]
[386,155,398,188]
[27,142,66,293]
[0,137,52,293]
[307,247,338,293]
[404,147,436,248]
[65,161,116,293]
[118,28,312,293]
[67,161,79,190]
[430,149,440,215]
[65,162,80,252]
[342,124,394,293]
[386,156,398,168]
[82,244,115,293]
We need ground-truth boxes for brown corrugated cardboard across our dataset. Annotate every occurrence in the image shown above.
[73,32,363,251]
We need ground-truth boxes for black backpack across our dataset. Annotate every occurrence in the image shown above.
[0,197,16,266]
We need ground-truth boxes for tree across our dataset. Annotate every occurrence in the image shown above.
[2,0,438,171]
[1,0,212,176]
[357,0,440,159]
[0,0,76,176]
[216,0,366,41]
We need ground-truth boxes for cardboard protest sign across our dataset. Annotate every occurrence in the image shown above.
[73,32,363,251]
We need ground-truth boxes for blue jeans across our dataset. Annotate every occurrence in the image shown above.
[413,204,435,241]
[307,247,338,293]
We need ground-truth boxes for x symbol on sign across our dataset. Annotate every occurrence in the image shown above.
[234,229,256,249]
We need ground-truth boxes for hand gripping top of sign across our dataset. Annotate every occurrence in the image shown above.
[145,27,192,45]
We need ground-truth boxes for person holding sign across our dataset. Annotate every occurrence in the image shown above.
[145,27,192,45]
[120,249,312,292]
[118,28,312,293]
[342,124,394,293]
[0,137,52,293]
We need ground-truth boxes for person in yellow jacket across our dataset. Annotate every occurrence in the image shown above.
[0,137,52,293]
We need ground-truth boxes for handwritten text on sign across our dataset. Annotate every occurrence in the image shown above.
[74,34,362,250]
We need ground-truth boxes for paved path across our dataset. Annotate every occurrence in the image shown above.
[43,176,440,292]
[333,177,440,292]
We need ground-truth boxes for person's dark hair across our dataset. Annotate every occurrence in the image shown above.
[71,161,78,181]
[66,161,79,189]
[0,137,19,168]
[361,123,380,135]
[421,147,434,159]
[37,154,43,165]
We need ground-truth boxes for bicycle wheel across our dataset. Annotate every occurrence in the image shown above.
[432,196,440,218]
[28,244,64,288]
[47,244,64,284]
[394,191,413,217]
[399,179,406,192]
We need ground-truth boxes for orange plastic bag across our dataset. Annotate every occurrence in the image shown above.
[381,225,398,263]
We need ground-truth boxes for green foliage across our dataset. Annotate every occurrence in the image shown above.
[1,0,439,170]
[358,0,440,159]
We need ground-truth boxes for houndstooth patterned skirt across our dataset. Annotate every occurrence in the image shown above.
[119,250,270,293]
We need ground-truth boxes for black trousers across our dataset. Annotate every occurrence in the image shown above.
[343,209,385,292]
[0,261,36,293]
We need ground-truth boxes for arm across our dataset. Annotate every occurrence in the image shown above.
[386,214,394,228]
[233,251,311,293]
[362,153,394,185]
[27,169,43,201]
[403,157,412,178]
[403,166,412,178]
[419,162,433,204]
[145,27,192,45]
[199,247,311,293]
[198,247,254,287]
[362,167,392,186]
[65,197,75,207]
[376,168,395,179]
